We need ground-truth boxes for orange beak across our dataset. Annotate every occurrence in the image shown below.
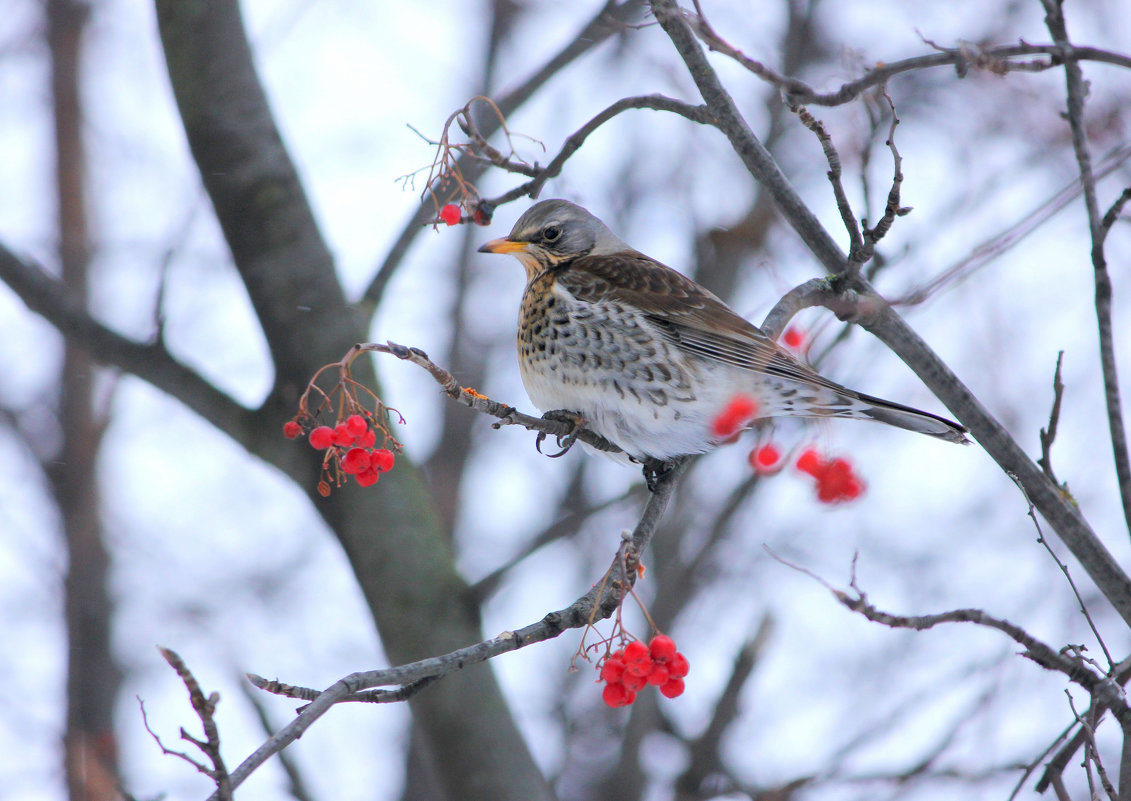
[477,238,529,255]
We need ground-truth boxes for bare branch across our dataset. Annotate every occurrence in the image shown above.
[247,673,440,708]
[789,103,864,261]
[831,589,1129,722]
[144,647,232,801]
[1013,477,1114,669]
[207,459,688,800]
[0,242,260,447]
[485,94,711,207]
[861,91,910,251]
[1041,0,1131,539]
[652,0,1131,625]
[759,278,894,343]
[1038,351,1067,486]
[350,340,623,455]
[236,676,317,801]
[686,3,1131,107]
[1065,690,1118,800]
[360,0,647,311]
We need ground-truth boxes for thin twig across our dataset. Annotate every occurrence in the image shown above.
[1038,351,1067,486]
[770,552,1130,725]
[142,647,232,801]
[684,5,1131,107]
[207,459,688,801]
[361,0,646,311]
[1041,0,1131,540]
[1065,690,1118,801]
[482,94,712,208]
[348,340,622,455]
[789,102,864,264]
[1011,475,1113,669]
[237,676,316,801]
[860,90,910,252]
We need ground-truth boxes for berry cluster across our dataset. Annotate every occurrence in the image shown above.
[438,203,491,227]
[795,448,865,503]
[599,635,689,708]
[284,413,397,492]
[711,394,761,440]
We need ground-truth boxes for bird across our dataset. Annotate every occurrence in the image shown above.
[477,199,968,471]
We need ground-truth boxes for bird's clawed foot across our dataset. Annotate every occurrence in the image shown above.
[535,409,587,458]
[641,458,676,493]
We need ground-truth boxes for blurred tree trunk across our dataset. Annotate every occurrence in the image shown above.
[46,1,123,799]
[153,2,553,800]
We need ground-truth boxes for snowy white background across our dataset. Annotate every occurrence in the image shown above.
[2,1,1131,799]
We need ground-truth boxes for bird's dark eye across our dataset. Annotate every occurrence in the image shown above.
[543,225,562,243]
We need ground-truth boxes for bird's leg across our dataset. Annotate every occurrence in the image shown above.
[535,409,588,458]
[641,458,676,493]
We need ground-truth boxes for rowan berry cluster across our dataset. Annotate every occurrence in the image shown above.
[284,410,400,495]
[795,448,865,503]
[437,202,491,227]
[598,635,690,708]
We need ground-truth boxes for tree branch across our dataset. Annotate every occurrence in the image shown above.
[686,2,1131,107]
[483,94,712,207]
[1041,0,1131,539]
[360,0,647,312]
[0,242,260,446]
[206,459,688,800]
[649,0,1131,628]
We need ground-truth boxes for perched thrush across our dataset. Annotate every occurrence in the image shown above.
[478,199,968,465]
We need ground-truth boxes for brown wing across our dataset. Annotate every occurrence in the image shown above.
[556,251,844,390]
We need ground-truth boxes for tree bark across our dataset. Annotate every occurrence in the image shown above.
[47,1,123,799]
[152,2,553,799]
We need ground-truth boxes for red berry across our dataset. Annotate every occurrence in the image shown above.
[621,671,648,692]
[345,414,369,438]
[649,635,677,663]
[646,664,670,686]
[659,678,685,698]
[282,421,303,439]
[370,448,395,472]
[309,426,334,450]
[711,394,760,439]
[625,657,654,678]
[824,457,852,479]
[816,481,840,503]
[354,469,380,487]
[783,326,805,349]
[795,448,824,477]
[602,683,635,708]
[600,659,626,684]
[623,640,650,664]
[472,208,491,226]
[439,204,461,226]
[331,424,353,447]
[750,443,781,474]
[667,652,690,680]
[816,470,865,504]
[341,447,371,474]
[356,429,377,448]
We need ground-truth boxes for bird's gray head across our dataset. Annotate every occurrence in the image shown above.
[477,199,630,274]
